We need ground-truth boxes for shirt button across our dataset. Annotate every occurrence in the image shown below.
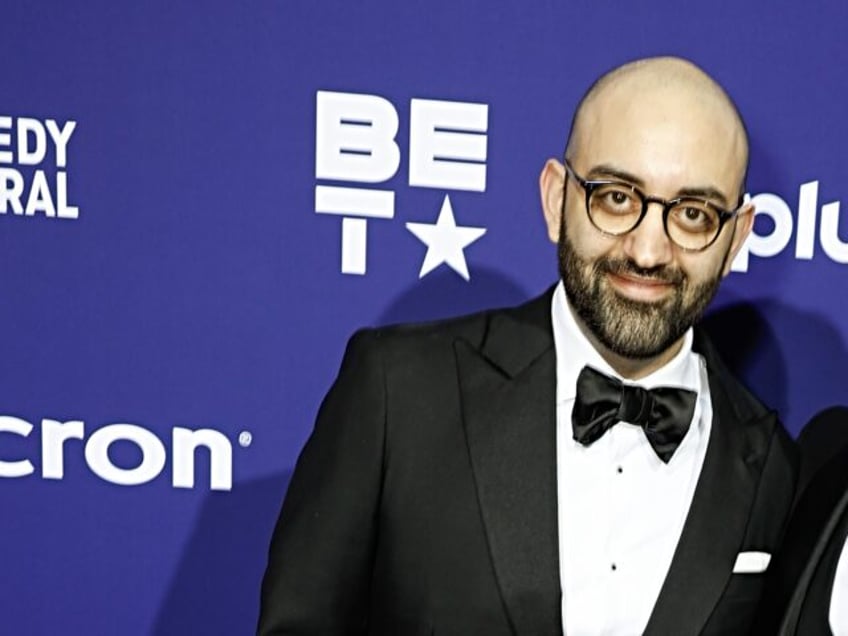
[616,466,623,474]
[611,563,618,571]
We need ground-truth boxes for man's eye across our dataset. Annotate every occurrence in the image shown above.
[672,204,717,231]
[601,189,632,206]
[683,207,704,221]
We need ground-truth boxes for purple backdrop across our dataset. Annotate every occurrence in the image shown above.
[1,1,847,633]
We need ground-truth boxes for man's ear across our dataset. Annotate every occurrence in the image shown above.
[539,159,566,244]
[722,201,755,276]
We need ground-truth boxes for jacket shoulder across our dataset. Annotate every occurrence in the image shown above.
[351,288,555,362]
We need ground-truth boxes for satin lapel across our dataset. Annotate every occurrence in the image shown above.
[644,357,770,635]
[455,293,562,636]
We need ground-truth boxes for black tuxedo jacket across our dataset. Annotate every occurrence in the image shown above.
[258,290,797,635]
[755,441,848,635]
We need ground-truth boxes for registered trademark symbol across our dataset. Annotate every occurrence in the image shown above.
[238,431,253,447]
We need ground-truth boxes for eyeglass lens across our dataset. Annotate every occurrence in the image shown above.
[587,183,721,251]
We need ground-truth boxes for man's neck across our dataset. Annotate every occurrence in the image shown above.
[573,314,686,381]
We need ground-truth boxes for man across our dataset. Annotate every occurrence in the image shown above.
[755,406,848,635]
[258,56,797,635]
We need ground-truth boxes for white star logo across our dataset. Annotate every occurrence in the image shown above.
[406,195,487,281]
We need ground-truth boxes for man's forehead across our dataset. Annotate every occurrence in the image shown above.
[567,57,748,169]
[584,88,741,144]
[569,71,748,196]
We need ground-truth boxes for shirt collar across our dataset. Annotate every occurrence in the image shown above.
[551,280,700,404]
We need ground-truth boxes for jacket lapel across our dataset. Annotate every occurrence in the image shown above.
[775,449,848,634]
[794,503,848,633]
[455,290,562,636]
[644,331,774,635]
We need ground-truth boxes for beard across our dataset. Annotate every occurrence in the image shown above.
[558,224,724,359]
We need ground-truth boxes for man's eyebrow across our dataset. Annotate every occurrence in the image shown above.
[586,164,730,207]
[586,164,645,187]
[676,186,730,208]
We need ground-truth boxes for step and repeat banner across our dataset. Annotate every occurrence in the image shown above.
[2,1,847,634]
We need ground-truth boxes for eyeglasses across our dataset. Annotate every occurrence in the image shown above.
[563,159,742,252]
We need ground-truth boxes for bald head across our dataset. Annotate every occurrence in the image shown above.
[537,56,757,375]
[565,57,749,196]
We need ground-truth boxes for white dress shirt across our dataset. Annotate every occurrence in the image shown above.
[830,535,848,634]
[552,282,713,636]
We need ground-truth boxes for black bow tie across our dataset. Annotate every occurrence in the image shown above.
[572,366,697,463]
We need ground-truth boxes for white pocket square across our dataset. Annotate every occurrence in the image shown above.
[732,551,771,574]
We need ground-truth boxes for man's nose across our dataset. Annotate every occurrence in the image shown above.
[621,202,674,269]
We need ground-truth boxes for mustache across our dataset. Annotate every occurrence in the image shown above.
[596,257,686,285]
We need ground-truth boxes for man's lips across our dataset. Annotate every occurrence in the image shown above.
[606,271,677,302]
